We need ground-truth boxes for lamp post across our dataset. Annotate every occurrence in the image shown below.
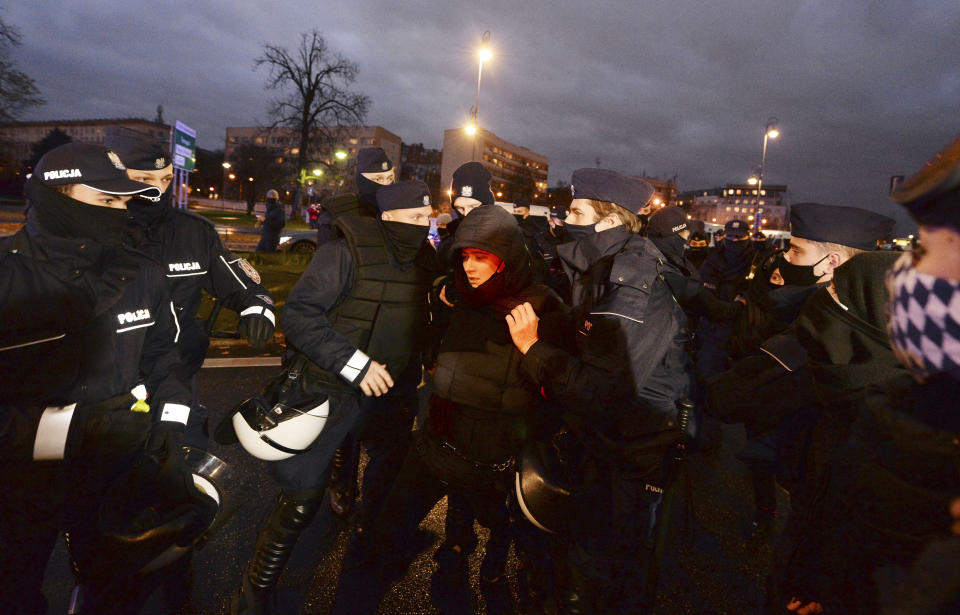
[469,30,492,161]
[752,117,779,234]
[221,161,231,209]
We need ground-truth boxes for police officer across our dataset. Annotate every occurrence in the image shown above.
[706,203,896,539]
[647,206,744,322]
[0,143,194,614]
[437,161,496,269]
[322,146,395,219]
[322,147,396,516]
[230,180,436,615]
[256,189,285,251]
[771,137,960,614]
[506,168,692,613]
[107,133,276,443]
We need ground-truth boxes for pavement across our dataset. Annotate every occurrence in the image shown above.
[38,348,788,614]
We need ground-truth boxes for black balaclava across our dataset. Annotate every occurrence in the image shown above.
[127,185,173,229]
[25,177,133,246]
[650,234,687,267]
[381,220,428,265]
[357,148,393,206]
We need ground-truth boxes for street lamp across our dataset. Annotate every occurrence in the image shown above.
[470,30,492,161]
[221,161,231,208]
[752,117,779,234]
[334,150,347,161]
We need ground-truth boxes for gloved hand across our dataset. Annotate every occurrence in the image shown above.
[239,314,275,350]
[146,422,186,462]
[26,393,151,463]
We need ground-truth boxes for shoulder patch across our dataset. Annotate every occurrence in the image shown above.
[237,258,261,284]
[256,294,274,306]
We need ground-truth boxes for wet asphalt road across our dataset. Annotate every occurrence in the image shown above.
[41,365,788,614]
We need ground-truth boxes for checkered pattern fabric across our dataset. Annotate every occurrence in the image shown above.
[886,253,960,381]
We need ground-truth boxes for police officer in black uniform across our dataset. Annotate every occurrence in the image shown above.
[322,147,397,516]
[0,143,195,614]
[506,168,692,614]
[230,180,436,615]
[107,133,276,444]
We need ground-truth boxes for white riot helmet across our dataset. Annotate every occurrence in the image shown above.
[231,395,329,461]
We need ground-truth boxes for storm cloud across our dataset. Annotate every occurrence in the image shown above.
[8,0,959,232]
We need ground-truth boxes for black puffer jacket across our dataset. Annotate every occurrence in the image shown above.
[429,205,570,464]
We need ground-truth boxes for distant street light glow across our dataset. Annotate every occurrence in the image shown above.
[465,123,477,135]
[479,47,492,63]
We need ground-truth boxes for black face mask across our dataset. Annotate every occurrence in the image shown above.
[127,186,173,228]
[380,219,428,264]
[25,178,134,246]
[776,252,828,287]
[357,175,382,206]
[514,214,526,224]
[651,234,687,266]
[564,222,596,242]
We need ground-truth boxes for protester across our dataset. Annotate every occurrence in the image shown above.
[329,204,570,615]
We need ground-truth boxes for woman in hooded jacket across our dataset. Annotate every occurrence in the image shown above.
[329,205,570,615]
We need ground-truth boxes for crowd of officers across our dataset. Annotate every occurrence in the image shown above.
[0,133,958,615]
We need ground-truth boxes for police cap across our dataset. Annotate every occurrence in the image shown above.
[451,162,494,205]
[647,206,689,237]
[790,202,895,250]
[570,168,654,215]
[357,147,392,174]
[724,219,750,239]
[376,179,430,212]
[34,142,161,199]
[104,132,171,171]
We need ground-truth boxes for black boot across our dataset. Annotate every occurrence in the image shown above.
[328,436,359,517]
[232,490,322,615]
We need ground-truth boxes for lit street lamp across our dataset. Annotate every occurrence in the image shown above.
[469,30,492,160]
[752,117,779,233]
[221,161,231,208]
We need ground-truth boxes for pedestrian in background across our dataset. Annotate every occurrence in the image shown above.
[256,188,284,251]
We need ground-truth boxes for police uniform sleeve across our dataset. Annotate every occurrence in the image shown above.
[201,225,276,325]
[281,239,370,385]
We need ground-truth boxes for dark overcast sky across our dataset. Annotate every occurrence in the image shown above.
[7,1,960,233]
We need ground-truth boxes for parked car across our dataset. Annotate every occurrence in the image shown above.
[278,230,318,253]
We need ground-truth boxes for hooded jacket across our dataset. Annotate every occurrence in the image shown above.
[429,205,570,464]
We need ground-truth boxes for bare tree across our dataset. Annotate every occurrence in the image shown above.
[255,30,369,215]
[0,17,44,122]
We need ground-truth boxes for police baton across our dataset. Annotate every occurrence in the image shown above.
[643,398,694,611]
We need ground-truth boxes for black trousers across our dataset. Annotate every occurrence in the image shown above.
[558,455,667,614]
[329,430,512,615]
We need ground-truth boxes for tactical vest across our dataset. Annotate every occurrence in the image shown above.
[307,215,433,391]
[323,193,379,220]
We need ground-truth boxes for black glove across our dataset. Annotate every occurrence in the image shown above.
[146,422,186,461]
[64,393,151,462]
[239,314,274,350]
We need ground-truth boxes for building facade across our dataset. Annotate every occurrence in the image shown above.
[680,183,789,231]
[440,127,548,205]
[224,125,402,176]
[400,142,442,206]
[0,118,170,168]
